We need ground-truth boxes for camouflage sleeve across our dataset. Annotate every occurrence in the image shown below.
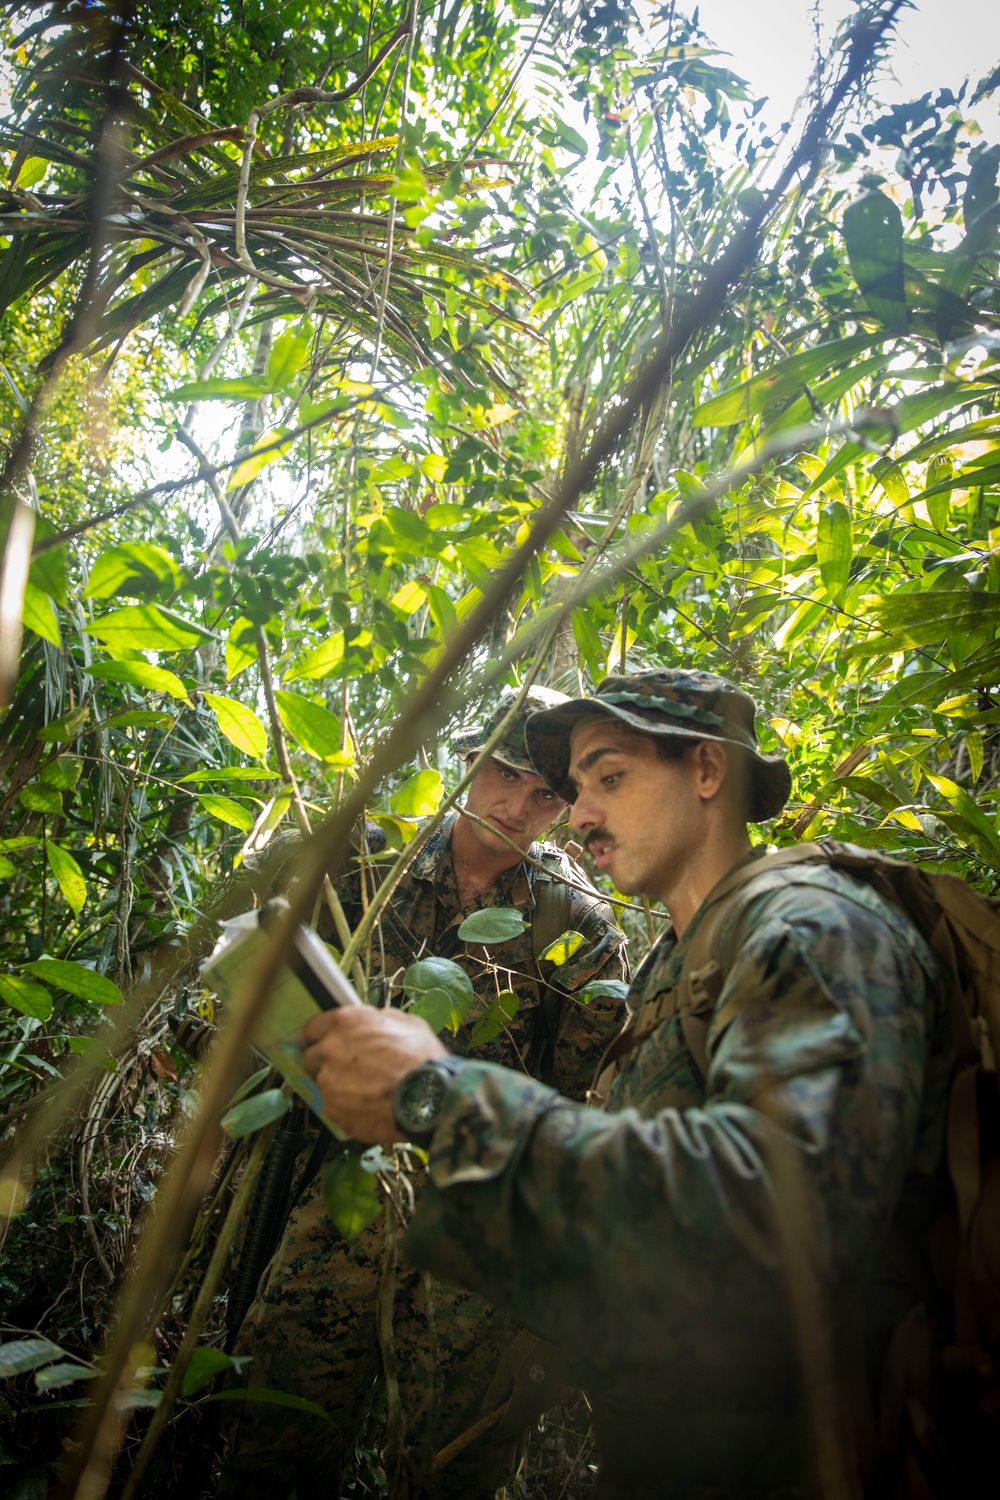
[405,886,941,1377]
[547,891,628,1100]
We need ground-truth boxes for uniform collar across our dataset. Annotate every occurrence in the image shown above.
[410,809,543,907]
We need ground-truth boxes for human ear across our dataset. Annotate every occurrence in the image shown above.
[695,739,728,801]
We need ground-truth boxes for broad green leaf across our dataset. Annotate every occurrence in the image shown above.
[226,618,259,681]
[196,794,255,831]
[166,377,268,402]
[23,960,122,1006]
[84,604,212,652]
[103,710,173,730]
[539,929,585,966]
[321,1153,384,1240]
[226,1064,272,1108]
[221,1088,292,1138]
[816,500,852,606]
[0,855,15,877]
[178,767,280,784]
[21,581,60,645]
[274,691,348,764]
[88,660,191,703]
[843,191,908,334]
[457,907,527,944]
[419,452,447,483]
[35,1361,98,1391]
[203,693,269,761]
[692,334,873,426]
[17,157,47,189]
[0,974,53,1022]
[389,769,443,818]
[469,989,519,1047]
[866,591,1000,651]
[368,813,420,851]
[286,632,345,681]
[48,843,87,915]
[19,784,62,816]
[181,1346,233,1398]
[402,957,474,1034]
[579,979,630,1004]
[265,331,310,391]
[84,543,181,600]
[39,756,82,792]
[0,1337,68,1378]
[227,428,292,489]
[0,837,40,851]
[572,608,604,684]
[203,1387,333,1421]
[28,535,67,606]
[967,730,985,784]
[391,580,427,614]
[37,705,90,744]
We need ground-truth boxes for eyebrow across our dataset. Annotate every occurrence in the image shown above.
[571,745,629,777]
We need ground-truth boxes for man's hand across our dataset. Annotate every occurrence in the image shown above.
[300,1006,448,1143]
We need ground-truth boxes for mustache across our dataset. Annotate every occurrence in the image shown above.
[585,829,615,853]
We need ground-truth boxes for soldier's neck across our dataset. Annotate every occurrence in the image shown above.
[660,824,752,940]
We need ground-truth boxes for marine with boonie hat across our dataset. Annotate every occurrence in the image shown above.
[219,684,628,1500]
[525,666,792,820]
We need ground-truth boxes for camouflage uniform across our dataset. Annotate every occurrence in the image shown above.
[399,670,955,1498]
[219,693,628,1500]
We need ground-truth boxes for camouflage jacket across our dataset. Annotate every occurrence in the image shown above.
[322,811,628,1101]
[406,851,954,1496]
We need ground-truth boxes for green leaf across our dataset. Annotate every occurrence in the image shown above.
[196,794,255,831]
[457,907,527,944]
[103,710,173,730]
[221,1088,292,1138]
[47,844,87,916]
[165,377,268,402]
[84,543,181,601]
[88,660,192,703]
[579,979,630,1004]
[84,605,212,652]
[286,632,345,681]
[0,1337,68,1378]
[816,500,853,606]
[28,540,67,606]
[203,1387,333,1422]
[843,191,909,334]
[227,428,292,489]
[34,1361,98,1392]
[0,974,53,1022]
[39,755,83,791]
[181,1346,233,1398]
[178,767,280,784]
[203,693,269,761]
[37,706,90,744]
[469,989,519,1047]
[23,960,122,1006]
[273,691,348,764]
[572,607,604,684]
[226,1064,272,1108]
[226,617,259,681]
[17,157,47,189]
[18,785,62,816]
[368,813,420,851]
[967,730,985,784]
[265,331,310,391]
[321,1152,384,1240]
[539,929,585,966]
[692,334,873,426]
[21,581,60,645]
[402,957,474,1034]
[0,855,15,877]
[389,769,443,818]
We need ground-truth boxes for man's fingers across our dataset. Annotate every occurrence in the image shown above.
[300,1007,347,1045]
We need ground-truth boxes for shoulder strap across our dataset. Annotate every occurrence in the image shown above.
[531,849,574,1042]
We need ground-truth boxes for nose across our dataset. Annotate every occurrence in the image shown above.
[569,788,599,834]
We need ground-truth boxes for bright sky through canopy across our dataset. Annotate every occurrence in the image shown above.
[695,0,999,141]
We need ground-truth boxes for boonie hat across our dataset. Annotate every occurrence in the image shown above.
[453,685,571,780]
[524,668,792,821]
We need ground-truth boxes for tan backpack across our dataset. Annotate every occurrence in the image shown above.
[602,838,1000,1496]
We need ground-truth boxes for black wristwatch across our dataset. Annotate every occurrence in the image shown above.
[393,1056,466,1146]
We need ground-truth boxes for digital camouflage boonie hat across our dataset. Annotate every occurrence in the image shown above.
[453,685,571,781]
[524,668,792,821]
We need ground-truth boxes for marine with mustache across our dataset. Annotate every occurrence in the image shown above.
[298,667,954,1500]
[219,686,628,1500]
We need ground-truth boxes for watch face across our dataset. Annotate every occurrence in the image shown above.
[398,1065,449,1134]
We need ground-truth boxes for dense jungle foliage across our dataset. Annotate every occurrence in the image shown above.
[0,0,999,1494]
